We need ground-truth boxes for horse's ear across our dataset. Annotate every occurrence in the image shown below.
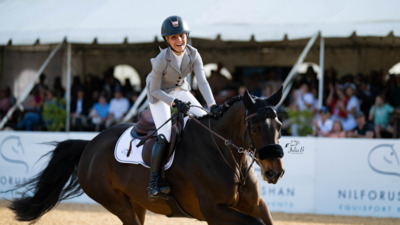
[267,86,283,106]
[243,90,255,109]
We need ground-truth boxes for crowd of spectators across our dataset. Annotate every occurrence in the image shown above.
[202,65,400,139]
[1,70,139,132]
[290,68,400,138]
[1,65,400,138]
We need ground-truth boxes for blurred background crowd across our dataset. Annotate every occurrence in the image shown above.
[1,64,399,139]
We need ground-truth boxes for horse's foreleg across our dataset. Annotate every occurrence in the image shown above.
[201,203,267,225]
[252,199,274,225]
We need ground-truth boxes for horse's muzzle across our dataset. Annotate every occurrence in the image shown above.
[264,168,285,184]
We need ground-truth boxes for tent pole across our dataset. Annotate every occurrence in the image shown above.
[276,32,319,107]
[318,35,325,109]
[65,42,71,132]
[0,43,62,130]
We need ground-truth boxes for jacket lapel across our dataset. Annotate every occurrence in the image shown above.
[180,52,191,75]
[167,48,181,74]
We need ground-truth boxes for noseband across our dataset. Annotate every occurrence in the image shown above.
[244,107,284,160]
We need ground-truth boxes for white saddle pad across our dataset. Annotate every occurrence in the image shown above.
[114,126,175,170]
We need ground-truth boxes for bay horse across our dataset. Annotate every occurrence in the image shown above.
[9,88,285,225]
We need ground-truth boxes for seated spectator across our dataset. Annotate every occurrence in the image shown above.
[326,83,347,122]
[70,88,91,131]
[329,120,346,138]
[312,107,333,137]
[16,86,46,131]
[347,111,374,138]
[357,80,374,118]
[291,82,315,112]
[89,95,110,131]
[369,94,394,138]
[105,87,130,128]
[337,83,360,131]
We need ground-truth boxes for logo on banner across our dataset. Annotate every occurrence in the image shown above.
[0,135,29,174]
[285,140,304,154]
[368,144,400,178]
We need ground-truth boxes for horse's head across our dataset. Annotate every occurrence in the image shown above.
[243,86,284,184]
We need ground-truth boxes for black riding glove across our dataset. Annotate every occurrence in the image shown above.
[173,99,191,115]
[210,105,223,117]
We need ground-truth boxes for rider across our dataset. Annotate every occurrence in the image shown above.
[146,15,222,200]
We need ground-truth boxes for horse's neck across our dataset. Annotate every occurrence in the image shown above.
[216,102,245,135]
[215,102,250,169]
[211,102,247,156]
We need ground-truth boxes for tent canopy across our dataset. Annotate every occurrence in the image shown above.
[1,0,399,45]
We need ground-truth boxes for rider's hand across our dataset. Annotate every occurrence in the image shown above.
[210,104,223,117]
[173,99,190,115]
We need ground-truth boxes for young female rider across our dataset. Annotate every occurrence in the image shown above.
[146,15,222,200]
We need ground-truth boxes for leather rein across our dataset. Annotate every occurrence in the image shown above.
[187,108,265,206]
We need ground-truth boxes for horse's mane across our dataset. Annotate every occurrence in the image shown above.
[197,95,243,120]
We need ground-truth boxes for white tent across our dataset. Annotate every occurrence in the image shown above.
[0,0,399,45]
[1,0,400,129]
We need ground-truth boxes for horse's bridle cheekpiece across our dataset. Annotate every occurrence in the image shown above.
[245,107,284,160]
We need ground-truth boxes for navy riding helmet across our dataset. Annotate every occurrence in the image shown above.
[161,15,190,40]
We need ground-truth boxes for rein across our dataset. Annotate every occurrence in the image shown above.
[187,109,260,206]
[187,114,258,161]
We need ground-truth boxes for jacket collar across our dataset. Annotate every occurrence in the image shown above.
[166,47,192,74]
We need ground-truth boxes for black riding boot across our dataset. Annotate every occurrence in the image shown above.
[147,134,171,200]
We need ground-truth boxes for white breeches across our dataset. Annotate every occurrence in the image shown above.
[149,89,207,142]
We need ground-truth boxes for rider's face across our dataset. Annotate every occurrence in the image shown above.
[166,33,187,55]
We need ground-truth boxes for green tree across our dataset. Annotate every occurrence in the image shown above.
[288,109,313,136]
[42,97,66,131]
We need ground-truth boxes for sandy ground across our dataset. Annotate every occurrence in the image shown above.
[1,200,399,225]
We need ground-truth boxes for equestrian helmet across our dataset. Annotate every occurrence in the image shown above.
[161,15,190,40]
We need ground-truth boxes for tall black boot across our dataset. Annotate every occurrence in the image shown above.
[147,134,171,200]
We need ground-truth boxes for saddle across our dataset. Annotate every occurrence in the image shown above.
[127,110,195,218]
[128,109,183,167]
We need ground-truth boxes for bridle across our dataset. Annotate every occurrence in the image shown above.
[187,105,284,205]
[189,105,283,162]
[244,106,284,160]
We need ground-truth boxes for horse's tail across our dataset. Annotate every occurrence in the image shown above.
[9,139,89,222]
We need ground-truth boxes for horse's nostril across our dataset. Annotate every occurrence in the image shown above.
[265,170,276,179]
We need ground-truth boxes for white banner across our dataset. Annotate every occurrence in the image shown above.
[0,131,97,203]
[314,138,400,218]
